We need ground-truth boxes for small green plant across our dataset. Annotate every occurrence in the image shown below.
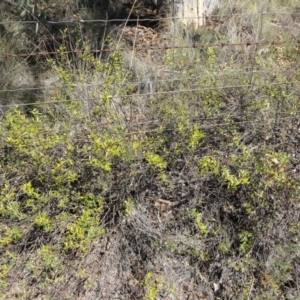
[198,155,220,176]
[143,272,165,300]
[0,225,23,245]
[219,238,231,254]
[221,167,250,189]
[199,155,250,189]
[239,230,253,253]
[145,152,167,171]
[186,208,209,235]
[187,124,206,151]
[34,211,53,231]
[64,209,105,252]
[121,198,135,217]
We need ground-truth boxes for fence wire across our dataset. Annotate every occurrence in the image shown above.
[1,79,299,109]
[0,11,300,25]
[1,10,300,128]
[0,69,291,94]
[1,40,299,59]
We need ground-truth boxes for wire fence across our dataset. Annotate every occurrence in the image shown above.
[1,39,299,59]
[0,80,298,108]
[1,9,300,126]
[1,10,300,25]
[0,68,296,94]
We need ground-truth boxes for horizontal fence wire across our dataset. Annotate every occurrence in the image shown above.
[0,40,299,59]
[1,11,299,58]
[0,69,295,94]
[0,80,299,109]
[0,11,300,25]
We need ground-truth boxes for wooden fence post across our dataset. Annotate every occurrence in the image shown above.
[172,0,219,28]
[174,0,205,28]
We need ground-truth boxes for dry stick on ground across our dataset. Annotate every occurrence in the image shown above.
[246,273,255,300]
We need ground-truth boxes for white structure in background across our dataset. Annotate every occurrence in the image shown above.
[174,0,219,28]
